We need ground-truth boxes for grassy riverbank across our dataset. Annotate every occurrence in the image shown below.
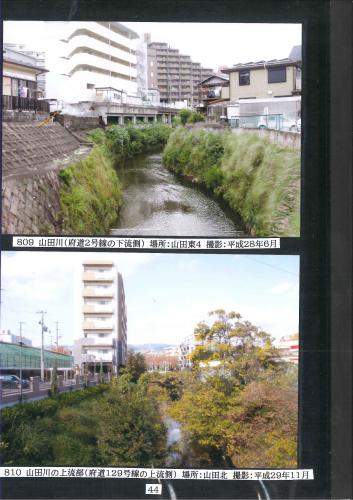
[163,127,300,236]
[59,124,171,234]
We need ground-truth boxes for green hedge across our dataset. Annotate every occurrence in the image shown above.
[163,127,300,236]
[1,384,109,432]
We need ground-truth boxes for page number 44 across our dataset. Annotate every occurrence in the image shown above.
[145,484,162,495]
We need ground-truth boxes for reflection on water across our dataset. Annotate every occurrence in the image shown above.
[165,415,183,466]
[111,153,245,236]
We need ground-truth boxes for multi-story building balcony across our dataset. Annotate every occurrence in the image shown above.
[66,53,136,80]
[82,271,114,282]
[2,95,49,112]
[81,337,114,348]
[82,304,114,314]
[64,35,136,67]
[82,288,114,298]
[64,22,138,56]
[82,320,114,330]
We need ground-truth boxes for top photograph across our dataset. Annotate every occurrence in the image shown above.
[2,21,301,237]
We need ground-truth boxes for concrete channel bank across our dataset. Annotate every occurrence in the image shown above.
[2,121,91,234]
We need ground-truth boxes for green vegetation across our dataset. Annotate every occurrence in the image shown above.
[122,351,148,383]
[173,108,205,126]
[100,123,171,160]
[59,123,171,234]
[149,310,298,468]
[170,311,297,468]
[59,144,123,234]
[163,127,300,236]
[0,311,297,469]
[1,379,167,467]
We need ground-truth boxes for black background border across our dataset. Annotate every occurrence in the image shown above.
[1,1,352,499]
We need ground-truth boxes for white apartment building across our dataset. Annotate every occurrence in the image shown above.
[73,261,127,375]
[45,21,139,104]
[179,334,196,370]
[277,334,299,365]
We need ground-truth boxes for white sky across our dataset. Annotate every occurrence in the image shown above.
[4,21,301,70]
[1,252,299,349]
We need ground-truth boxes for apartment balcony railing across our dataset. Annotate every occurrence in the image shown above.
[82,304,114,314]
[81,338,114,347]
[3,95,50,112]
[82,271,114,282]
[82,288,114,298]
[82,320,114,330]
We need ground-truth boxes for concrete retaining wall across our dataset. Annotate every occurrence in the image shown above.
[57,114,102,130]
[186,122,301,149]
[231,126,301,149]
[2,171,62,234]
[2,121,91,234]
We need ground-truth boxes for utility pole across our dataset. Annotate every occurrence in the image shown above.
[18,321,25,401]
[36,311,47,381]
[55,321,61,350]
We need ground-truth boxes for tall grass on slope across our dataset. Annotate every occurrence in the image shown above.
[163,128,300,236]
[59,144,123,234]
[221,133,300,236]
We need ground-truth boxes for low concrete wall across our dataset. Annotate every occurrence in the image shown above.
[186,122,301,149]
[57,114,102,130]
[231,127,301,150]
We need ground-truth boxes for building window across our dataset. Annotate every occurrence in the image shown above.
[239,70,250,86]
[87,83,95,89]
[268,66,287,83]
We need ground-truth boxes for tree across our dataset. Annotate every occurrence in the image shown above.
[178,109,205,126]
[167,310,297,468]
[168,379,232,466]
[179,108,192,125]
[226,379,298,467]
[124,351,147,383]
[96,378,167,466]
[190,309,283,386]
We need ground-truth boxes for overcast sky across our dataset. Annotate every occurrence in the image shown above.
[4,21,301,70]
[1,252,299,349]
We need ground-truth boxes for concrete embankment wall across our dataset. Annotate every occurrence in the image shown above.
[2,171,62,234]
[2,121,88,234]
[186,122,301,150]
[231,127,301,150]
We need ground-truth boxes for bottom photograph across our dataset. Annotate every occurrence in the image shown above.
[0,252,299,470]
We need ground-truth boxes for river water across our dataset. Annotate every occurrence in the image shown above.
[110,153,245,236]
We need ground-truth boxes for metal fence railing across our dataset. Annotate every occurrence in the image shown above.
[229,113,300,132]
[2,95,50,112]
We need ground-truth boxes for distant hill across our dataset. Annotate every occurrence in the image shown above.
[128,343,177,353]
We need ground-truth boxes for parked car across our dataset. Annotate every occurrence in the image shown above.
[0,375,30,389]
